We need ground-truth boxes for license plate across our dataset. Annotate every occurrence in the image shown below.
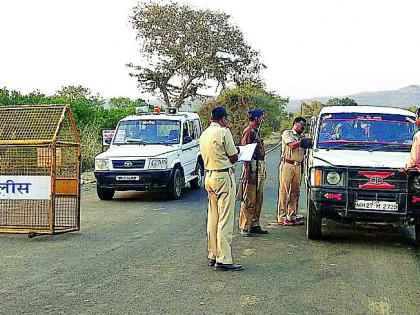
[116,176,139,181]
[355,200,398,211]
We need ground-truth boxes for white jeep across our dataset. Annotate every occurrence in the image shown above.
[94,109,204,200]
[305,106,420,243]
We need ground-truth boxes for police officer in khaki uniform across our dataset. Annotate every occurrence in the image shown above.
[238,109,268,237]
[277,117,311,225]
[199,107,243,271]
[403,108,420,171]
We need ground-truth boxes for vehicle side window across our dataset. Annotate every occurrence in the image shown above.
[182,122,189,139]
[194,119,202,138]
[187,120,196,139]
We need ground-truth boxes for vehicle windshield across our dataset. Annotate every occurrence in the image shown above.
[113,120,181,145]
[317,113,416,152]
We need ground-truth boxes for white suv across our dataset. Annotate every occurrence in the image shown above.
[94,110,204,200]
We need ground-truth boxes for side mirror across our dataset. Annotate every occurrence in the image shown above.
[183,136,193,144]
[105,137,112,145]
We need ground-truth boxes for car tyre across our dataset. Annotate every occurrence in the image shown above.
[168,168,183,200]
[190,162,204,190]
[97,183,115,200]
[307,198,322,240]
[415,223,420,245]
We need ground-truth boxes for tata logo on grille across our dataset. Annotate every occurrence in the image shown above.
[369,176,384,185]
[124,161,133,168]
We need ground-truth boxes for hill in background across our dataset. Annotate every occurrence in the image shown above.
[287,85,420,112]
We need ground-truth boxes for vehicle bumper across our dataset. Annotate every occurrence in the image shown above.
[309,187,420,224]
[94,170,172,191]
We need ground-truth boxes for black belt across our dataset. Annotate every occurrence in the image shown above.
[207,168,231,172]
[282,158,301,166]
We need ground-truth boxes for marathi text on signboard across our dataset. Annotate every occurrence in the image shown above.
[0,176,51,200]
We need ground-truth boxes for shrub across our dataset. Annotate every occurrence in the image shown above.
[79,123,103,171]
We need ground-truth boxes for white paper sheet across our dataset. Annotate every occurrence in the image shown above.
[238,143,257,162]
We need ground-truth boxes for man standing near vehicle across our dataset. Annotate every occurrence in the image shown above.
[199,106,243,271]
[403,108,420,171]
[238,109,268,237]
[277,117,312,225]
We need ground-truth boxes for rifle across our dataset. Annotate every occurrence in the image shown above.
[255,117,264,204]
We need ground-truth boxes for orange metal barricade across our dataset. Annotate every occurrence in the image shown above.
[0,105,81,236]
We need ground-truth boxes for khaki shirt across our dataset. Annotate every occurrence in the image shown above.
[281,129,304,162]
[407,130,420,169]
[199,122,238,170]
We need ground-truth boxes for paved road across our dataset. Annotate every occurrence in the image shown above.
[1,146,419,314]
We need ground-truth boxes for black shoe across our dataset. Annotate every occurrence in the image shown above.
[240,229,252,237]
[250,226,269,234]
[208,259,216,267]
[214,263,243,271]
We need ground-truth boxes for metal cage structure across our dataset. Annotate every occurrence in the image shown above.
[0,105,81,236]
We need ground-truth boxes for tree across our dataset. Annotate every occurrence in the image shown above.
[56,85,100,101]
[301,100,324,119]
[108,97,145,108]
[198,84,288,143]
[128,2,264,108]
[326,97,357,106]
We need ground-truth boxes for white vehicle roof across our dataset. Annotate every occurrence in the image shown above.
[319,105,415,117]
[120,112,200,122]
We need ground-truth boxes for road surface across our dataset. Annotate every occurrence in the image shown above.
[1,146,419,314]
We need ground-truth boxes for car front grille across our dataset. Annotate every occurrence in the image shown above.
[112,160,145,169]
[347,168,407,191]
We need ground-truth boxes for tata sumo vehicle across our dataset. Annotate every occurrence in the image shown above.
[305,106,420,243]
[94,108,204,200]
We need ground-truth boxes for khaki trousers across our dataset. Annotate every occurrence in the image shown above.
[277,163,301,222]
[205,170,236,264]
[239,161,266,230]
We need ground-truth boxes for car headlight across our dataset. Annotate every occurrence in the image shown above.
[326,171,341,185]
[149,159,167,170]
[413,175,420,190]
[95,159,109,171]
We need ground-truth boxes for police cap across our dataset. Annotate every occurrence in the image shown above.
[212,106,228,120]
[248,108,265,120]
[293,116,307,127]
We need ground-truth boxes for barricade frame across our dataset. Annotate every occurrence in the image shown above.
[0,105,81,236]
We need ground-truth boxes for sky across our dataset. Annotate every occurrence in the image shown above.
[1,0,420,101]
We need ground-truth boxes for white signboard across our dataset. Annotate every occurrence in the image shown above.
[102,129,115,145]
[0,176,51,200]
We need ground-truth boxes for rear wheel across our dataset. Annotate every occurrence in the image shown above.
[415,224,420,245]
[167,168,183,200]
[307,198,322,240]
[190,162,204,190]
[97,183,115,200]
